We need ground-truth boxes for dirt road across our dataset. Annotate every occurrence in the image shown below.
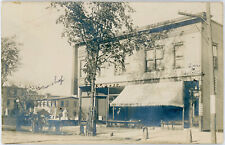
[2,125,223,144]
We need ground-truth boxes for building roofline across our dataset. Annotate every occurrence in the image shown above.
[211,20,223,27]
[37,96,79,101]
[75,12,205,46]
[121,12,205,36]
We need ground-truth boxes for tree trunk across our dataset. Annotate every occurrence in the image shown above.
[89,76,97,136]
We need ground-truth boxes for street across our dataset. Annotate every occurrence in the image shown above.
[2,125,224,144]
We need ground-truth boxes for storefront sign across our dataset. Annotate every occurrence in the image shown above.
[95,83,120,88]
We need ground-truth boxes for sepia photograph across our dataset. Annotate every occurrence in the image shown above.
[1,1,224,144]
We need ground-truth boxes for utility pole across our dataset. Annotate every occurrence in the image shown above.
[178,3,217,143]
[177,12,203,131]
[179,2,216,144]
[206,3,217,144]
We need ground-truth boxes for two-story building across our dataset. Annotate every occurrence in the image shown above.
[72,13,223,131]
[1,85,44,125]
[2,86,26,118]
[34,95,79,121]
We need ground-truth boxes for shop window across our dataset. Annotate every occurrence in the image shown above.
[49,101,51,107]
[43,101,46,107]
[61,101,64,107]
[146,45,164,72]
[54,101,57,107]
[174,42,184,69]
[66,100,69,107]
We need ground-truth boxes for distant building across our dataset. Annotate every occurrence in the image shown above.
[1,85,44,125]
[2,86,26,117]
[73,13,223,130]
[34,95,79,120]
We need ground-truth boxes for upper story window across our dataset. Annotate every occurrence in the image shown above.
[145,45,164,72]
[174,42,184,69]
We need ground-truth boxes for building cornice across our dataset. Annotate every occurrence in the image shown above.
[75,12,205,47]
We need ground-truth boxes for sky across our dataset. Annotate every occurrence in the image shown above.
[1,2,223,96]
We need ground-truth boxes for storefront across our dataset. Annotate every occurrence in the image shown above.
[79,86,124,121]
[110,81,184,126]
[79,81,199,127]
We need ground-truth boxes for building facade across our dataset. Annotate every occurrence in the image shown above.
[73,13,223,130]
[34,95,79,121]
[2,86,26,118]
[1,86,43,125]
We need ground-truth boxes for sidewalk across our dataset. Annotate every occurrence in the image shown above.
[93,126,224,144]
[2,125,224,144]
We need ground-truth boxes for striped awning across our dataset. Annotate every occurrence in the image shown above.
[110,81,184,107]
